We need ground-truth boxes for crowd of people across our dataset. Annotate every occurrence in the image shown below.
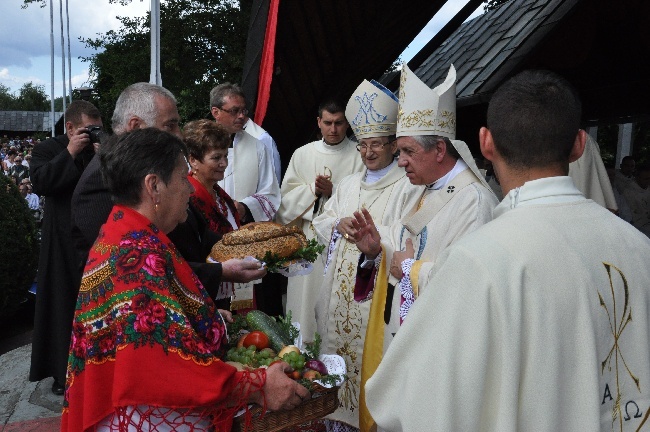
[4,67,650,432]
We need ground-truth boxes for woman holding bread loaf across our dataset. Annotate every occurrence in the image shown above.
[183,119,256,310]
[62,128,309,432]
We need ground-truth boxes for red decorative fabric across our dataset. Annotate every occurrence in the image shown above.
[253,0,281,125]
[61,205,265,431]
[188,175,240,236]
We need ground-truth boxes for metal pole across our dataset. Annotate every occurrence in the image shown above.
[59,0,67,120]
[149,0,161,85]
[50,0,55,136]
[66,0,72,103]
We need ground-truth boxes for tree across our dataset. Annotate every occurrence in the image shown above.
[0,177,39,319]
[484,0,512,12]
[0,83,17,110]
[15,82,49,111]
[81,0,253,127]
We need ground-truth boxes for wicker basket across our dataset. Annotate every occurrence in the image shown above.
[232,386,339,432]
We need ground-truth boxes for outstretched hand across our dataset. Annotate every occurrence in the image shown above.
[350,208,381,259]
[390,238,415,279]
[221,258,267,283]
[251,362,311,411]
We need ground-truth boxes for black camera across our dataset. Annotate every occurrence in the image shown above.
[86,125,107,145]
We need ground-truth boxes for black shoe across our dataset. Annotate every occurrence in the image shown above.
[51,379,64,395]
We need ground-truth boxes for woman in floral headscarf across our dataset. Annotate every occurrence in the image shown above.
[62,128,309,432]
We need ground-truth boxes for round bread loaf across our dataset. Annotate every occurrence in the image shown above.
[209,222,308,262]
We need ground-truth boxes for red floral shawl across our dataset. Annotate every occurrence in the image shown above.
[188,175,240,236]
[62,206,264,431]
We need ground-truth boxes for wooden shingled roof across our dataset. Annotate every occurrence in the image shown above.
[0,111,63,133]
[396,0,650,148]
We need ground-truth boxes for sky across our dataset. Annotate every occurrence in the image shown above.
[0,0,484,101]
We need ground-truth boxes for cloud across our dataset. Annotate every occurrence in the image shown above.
[0,0,149,67]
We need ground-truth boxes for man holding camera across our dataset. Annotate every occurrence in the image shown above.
[29,100,104,395]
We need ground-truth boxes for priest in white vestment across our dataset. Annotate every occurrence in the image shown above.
[244,116,282,183]
[622,164,650,237]
[568,133,617,211]
[311,80,422,431]
[276,100,365,342]
[350,64,498,432]
[366,70,650,432]
[210,83,280,223]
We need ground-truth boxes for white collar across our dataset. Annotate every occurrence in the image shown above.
[365,160,397,184]
[494,176,585,218]
[426,159,468,190]
[316,137,350,153]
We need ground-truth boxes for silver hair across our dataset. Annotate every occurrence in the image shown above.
[111,83,177,134]
[411,135,459,159]
[209,82,245,109]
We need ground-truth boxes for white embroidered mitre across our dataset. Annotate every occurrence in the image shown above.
[397,64,456,139]
[346,79,398,139]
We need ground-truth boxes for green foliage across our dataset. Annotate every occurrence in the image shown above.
[0,82,49,111]
[0,175,39,319]
[484,0,512,12]
[257,238,326,273]
[303,332,321,360]
[0,84,16,110]
[80,0,253,129]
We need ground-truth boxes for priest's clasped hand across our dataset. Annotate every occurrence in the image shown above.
[351,208,382,259]
[391,238,415,279]
[315,174,333,197]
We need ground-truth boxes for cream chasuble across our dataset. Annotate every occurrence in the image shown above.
[311,163,422,428]
[277,138,365,342]
[569,134,617,210]
[367,176,650,432]
[358,166,498,432]
[218,130,280,222]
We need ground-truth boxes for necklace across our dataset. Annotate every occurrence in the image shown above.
[211,186,229,216]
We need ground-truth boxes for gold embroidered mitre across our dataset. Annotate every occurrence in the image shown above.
[346,79,398,139]
[397,63,457,139]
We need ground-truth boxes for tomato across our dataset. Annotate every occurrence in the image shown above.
[286,370,301,380]
[243,331,269,350]
[302,370,322,381]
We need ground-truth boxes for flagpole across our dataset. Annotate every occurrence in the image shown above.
[149,0,161,85]
[59,0,67,119]
[66,0,72,103]
[49,0,55,137]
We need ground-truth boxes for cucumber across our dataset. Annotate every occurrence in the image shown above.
[246,310,293,352]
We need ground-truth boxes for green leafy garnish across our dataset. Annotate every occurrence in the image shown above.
[303,332,321,360]
[256,239,326,273]
[226,313,249,344]
[276,311,300,343]
[319,373,345,388]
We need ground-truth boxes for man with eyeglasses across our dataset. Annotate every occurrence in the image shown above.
[276,98,365,343]
[209,83,280,225]
[350,65,498,432]
[310,80,423,431]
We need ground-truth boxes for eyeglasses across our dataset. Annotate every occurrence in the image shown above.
[216,106,248,117]
[356,141,391,152]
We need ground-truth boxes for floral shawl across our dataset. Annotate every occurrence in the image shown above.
[62,205,264,431]
[188,174,240,236]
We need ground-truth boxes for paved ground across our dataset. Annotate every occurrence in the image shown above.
[0,344,62,432]
[0,297,61,431]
